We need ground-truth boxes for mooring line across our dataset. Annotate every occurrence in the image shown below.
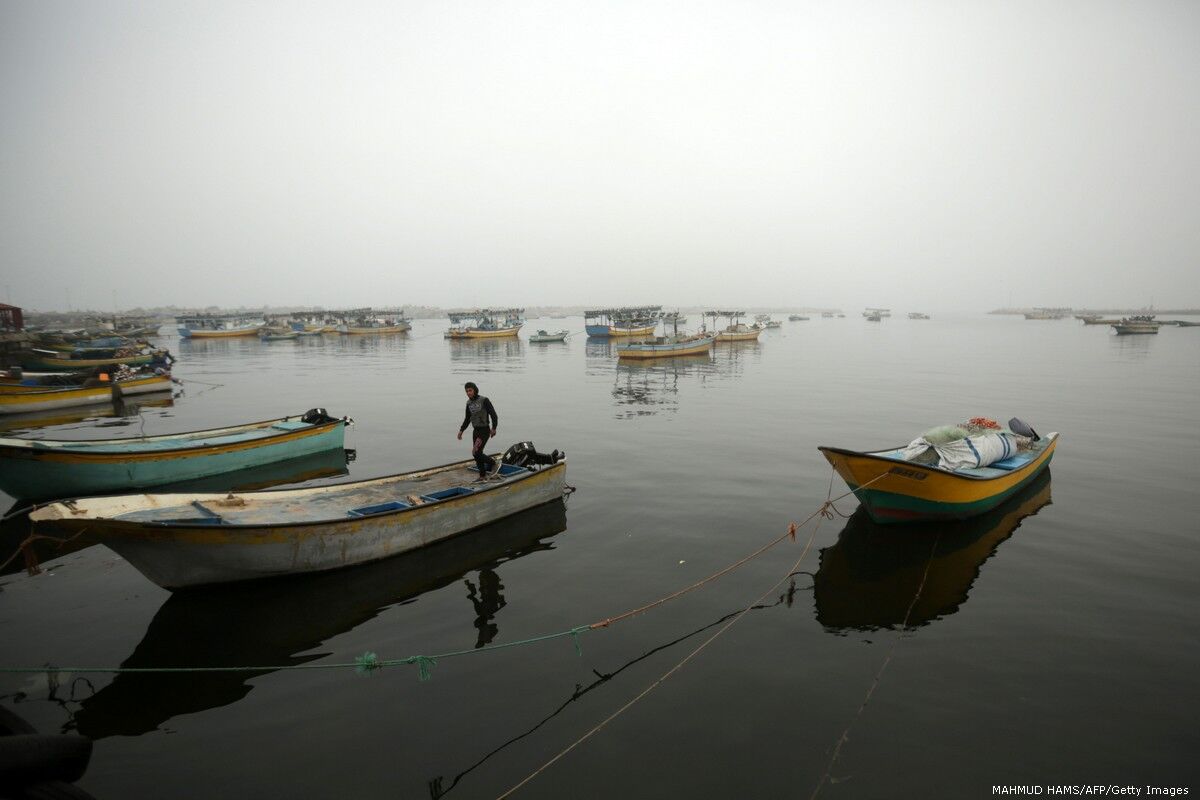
[1,469,882,685]
[495,500,831,799]
[808,530,942,800]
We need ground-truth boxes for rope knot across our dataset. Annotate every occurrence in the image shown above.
[819,502,836,520]
[569,627,589,657]
[355,651,381,674]
[405,655,438,681]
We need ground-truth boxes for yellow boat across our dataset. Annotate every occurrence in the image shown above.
[444,308,524,339]
[0,374,173,415]
[819,430,1059,524]
[585,306,661,337]
[176,314,264,338]
[704,310,763,342]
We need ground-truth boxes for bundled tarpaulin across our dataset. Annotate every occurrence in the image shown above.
[901,432,1019,471]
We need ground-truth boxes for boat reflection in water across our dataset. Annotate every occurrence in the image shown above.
[446,337,524,371]
[0,449,354,578]
[813,470,1052,632]
[0,396,175,436]
[611,355,713,417]
[66,499,567,738]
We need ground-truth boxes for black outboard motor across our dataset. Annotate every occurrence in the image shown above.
[301,408,338,425]
[502,442,564,467]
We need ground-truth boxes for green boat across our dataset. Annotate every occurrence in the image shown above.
[0,410,349,500]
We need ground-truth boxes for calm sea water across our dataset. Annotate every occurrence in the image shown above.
[3,314,1199,799]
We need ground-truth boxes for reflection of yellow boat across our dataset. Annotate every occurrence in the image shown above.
[66,499,567,739]
[814,470,1052,631]
[0,396,175,434]
[819,430,1058,523]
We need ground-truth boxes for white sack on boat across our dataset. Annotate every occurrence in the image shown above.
[902,432,1018,471]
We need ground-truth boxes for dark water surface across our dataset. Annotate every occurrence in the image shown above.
[3,315,1199,798]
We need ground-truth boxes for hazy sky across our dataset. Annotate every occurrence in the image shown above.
[2,1,1197,312]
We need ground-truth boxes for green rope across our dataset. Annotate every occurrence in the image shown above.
[0,626,593,682]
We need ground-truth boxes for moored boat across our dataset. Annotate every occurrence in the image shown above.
[0,410,348,499]
[444,308,524,339]
[30,448,567,589]
[336,308,411,334]
[908,312,930,320]
[0,372,172,416]
[789,314,809,321]
[616,316,715,359]
[176,314,265,338]
[705,311,763,342]
[1111,315,1159,335]
[584,306,661,337]
[819,419,1058,524]
[528,329,570,343]
[21,347,165,371]
[259,328,299,341]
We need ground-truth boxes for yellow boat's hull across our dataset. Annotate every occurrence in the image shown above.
[444,326,522,339]
[617,337,715,359]
[338,324,411,335]
[818,434,1059,524]
[717,329,762,341]
[180,327,262,338]
[0,375,172,415]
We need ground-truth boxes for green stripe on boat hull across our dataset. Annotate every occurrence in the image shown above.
[853,454,1054,524]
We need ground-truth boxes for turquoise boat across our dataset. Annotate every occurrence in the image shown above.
[0,410,349,500]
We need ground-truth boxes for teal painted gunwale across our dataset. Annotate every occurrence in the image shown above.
[0,423,345,500]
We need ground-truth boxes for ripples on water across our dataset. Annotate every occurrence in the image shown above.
[2,314,1198,798]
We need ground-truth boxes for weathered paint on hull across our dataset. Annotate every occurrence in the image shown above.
[23,354,155,371]
[178,326,263,338]
[444,326,521,339]
[0,376,172,415]
[819,434,1058,524]
[0,420,344,499]
[717,330,762,341]
[585,324,658,337]
[54,462,565,588]
[617,337,715,359]
[337,324,411,334]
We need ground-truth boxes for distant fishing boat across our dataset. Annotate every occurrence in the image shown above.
[528,329,569,343]
[1022,308,1070,320]
[819,420,1059,524]
[865,313,882,322]
[336,308,411,334]
[616,316,715,359]
[176,314,265,338]
[863,308,891,318]
[705,311,763,342]
[445,308,524,339]
[1081,317,1121,325]
[584,306,661,337]
[789,315,809,321]
[908,312,930,320]
[0,410,349,500]
[0,372,172,416]
[1111,315,1159,335]
[259,328,299,341]
[30,449,567,589]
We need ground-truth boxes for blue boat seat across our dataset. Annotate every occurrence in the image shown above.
[988,452,1037,470]
[347,500,412,517]
[420,487,475,502]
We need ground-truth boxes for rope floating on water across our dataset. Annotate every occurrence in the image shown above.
[1,471,881,684]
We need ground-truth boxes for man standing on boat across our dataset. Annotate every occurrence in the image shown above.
[457,382,499,479]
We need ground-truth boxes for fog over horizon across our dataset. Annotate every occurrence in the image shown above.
[2,1,1198,314]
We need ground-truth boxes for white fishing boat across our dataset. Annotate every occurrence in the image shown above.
[31,448,567,589]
